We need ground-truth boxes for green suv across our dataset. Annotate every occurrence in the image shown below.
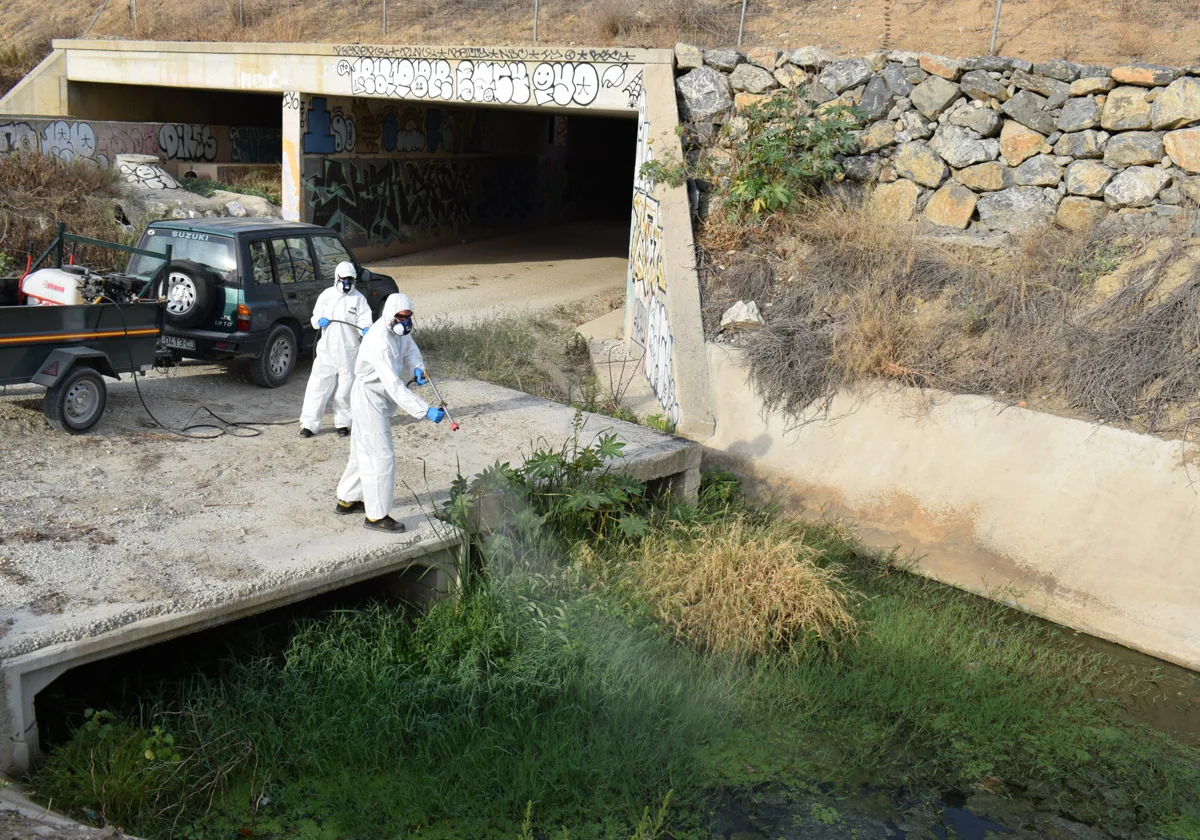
[128,219,399,387]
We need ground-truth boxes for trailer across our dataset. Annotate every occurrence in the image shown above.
[0,225,170,433]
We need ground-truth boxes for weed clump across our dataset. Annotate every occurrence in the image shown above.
[0,150,127,271]
[627,513,857,659]
[708,191,1200,436]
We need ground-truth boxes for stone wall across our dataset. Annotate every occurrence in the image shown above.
[673,45,1200,234]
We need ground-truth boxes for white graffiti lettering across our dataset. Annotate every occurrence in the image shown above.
[626,88,680,425]
[118,160,180,191]
[157,123,218,162]
[0,121,38,154]
[43,120,98,164]
[455,60,530,105]
[340,57,454,101]
[532,62,600,107]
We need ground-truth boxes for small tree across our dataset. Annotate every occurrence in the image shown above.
[640,87,860,220]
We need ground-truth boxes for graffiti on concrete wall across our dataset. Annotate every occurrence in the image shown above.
[1,122,39,155]
[157,124,218,162]
[627,89,680,426]
[0,118,280,168]
[456,61,530,105]
[302,96,477,157]
[304,157,473,248]
[229,127,283,164]
[335,54,640,111]
[339,57,455,100]
[304,153,542,249]
[303,97,358,154]
[117,159,181,190]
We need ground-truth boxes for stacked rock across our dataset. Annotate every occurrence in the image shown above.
[675,45,1200,233]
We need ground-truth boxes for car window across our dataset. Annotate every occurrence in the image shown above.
[312,235,354,285]
[249,240,274,284]
[128,230,236,282]
[288,237,317,284]
[272,237,307,286]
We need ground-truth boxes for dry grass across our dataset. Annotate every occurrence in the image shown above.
[0,40,49,97]
[626,514,857,660]
[0,150,127,271]
[584,0,731,44]
[706,191,1200,437]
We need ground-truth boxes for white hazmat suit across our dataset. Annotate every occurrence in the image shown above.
[299,262,373,435]
[336,293,433,523]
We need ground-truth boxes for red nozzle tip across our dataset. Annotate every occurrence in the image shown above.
[451,423,460,431]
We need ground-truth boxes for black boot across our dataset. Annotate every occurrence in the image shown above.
[364,515,406,533]
[335,499,364,515]
[336,427,350,437]
[300,428,314,438]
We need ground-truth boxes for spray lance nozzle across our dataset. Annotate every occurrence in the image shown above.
[411,370,459,431]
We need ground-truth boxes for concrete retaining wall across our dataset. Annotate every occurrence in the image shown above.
[705,343,1200,670]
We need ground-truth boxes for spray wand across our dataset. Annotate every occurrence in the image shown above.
[424,371,460,432]
[324,318,459,431]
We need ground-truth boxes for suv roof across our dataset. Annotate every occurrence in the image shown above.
[148,219,331,237]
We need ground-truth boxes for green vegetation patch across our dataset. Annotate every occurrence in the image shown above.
[32,451,1200,839]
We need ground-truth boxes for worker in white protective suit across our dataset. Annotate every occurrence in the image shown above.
[299,261,374,437]
[335,292,445,532]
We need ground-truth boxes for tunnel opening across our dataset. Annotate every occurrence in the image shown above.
[16,82,289,186]
[298,95,637,262]
[297,95,638,319]
[32,564,447,754]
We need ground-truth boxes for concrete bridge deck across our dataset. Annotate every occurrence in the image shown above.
[0,367,699,772]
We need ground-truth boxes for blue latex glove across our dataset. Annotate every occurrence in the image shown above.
[414,367,427,386]
[361,326,369,336]
[318,317,330,329]
[426,406,446,424]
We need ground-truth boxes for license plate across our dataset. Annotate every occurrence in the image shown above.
[160,336,196,351]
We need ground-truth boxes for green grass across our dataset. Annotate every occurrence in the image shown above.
[31,465,1200,839]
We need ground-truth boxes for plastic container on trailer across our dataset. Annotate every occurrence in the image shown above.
[20,267,91,306]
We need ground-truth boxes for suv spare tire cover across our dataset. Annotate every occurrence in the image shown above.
[155,259,219,329]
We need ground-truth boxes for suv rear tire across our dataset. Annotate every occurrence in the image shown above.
[250,323,298,388]
[44,367,108,433]
[155,260,219,329]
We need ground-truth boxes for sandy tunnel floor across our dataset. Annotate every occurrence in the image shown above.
[364,221,629,322]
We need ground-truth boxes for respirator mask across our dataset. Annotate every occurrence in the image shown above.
[391,315,414,337]
[337,277,354,293]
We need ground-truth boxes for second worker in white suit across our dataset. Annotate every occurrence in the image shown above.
[299,261,373,437]
[336,292,445,532]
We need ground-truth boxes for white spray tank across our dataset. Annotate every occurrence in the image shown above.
[21,267,91,306]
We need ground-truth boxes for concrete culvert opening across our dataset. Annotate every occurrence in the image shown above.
[31,565,450,756]
[297,94,638,318]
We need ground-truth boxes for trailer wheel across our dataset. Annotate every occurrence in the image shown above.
[44,367,108,434]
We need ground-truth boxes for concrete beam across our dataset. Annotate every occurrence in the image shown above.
[3,535,463,773]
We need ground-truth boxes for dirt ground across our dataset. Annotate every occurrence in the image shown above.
[365,221,629,324]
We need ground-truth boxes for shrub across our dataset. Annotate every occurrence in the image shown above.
[625,514,857,659]
[0,150,128,271]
